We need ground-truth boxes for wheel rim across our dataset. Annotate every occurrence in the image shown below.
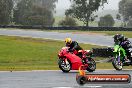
[114,59,123,69]
[61,60,71,71]
[87,59,96,70]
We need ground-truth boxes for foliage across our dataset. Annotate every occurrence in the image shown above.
[58,16,77,26]
[116,14,121,20]
[127,19,132,28]
[66,0,108,26]
[0,0,13,25]
[98,14,115,27]
[13,0,57,26]
[119,0,132,21]
[119,0,132,27]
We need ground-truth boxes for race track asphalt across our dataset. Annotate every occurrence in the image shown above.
[0,70,131,88]
[0,29,132,47]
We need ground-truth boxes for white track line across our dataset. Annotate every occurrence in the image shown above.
[52,87,73,88]
[52,86,102,88]
[0,69,132,72]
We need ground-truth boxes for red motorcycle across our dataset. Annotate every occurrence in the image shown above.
[58,47,96,73]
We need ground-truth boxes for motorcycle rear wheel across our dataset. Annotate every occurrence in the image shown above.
[58,59,71,73]
[86,58,96,72]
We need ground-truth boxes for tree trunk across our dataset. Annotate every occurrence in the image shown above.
[86,20,89,27]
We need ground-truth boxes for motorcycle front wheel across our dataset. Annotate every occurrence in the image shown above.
[112,57,123,71]
[58,59,71,73]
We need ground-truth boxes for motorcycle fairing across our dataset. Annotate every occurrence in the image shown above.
[64,52,82,70]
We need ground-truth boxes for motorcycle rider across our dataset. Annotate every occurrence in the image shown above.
[65,38,83,56]
[113,34,131,62]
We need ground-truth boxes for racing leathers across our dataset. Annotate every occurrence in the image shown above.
[114,38,131,62]
[120,38,131,58]
[66,41,83,52]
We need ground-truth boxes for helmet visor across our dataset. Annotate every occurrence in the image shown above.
[66,42,71,45]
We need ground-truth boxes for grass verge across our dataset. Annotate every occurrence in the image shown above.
[96,63,132,69]
[0,35,131,71]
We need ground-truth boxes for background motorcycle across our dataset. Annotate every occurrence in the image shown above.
[58,47,96,73]
[112,44,132,70]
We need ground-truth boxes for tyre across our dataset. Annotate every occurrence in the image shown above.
[128,74,131,83]
[112,57,123,71]
[76,75,87,85]
[58,59,71,73]
[86,58,96,72]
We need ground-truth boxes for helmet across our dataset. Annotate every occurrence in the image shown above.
[65,38,72,45]
[113,34,124,42]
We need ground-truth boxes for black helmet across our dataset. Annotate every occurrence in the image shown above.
[113,34,125,42]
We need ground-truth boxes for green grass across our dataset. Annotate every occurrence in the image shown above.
[97,63,132,69]
[0,36,63,70]
[0,35,107,71]
[0,35,132,71]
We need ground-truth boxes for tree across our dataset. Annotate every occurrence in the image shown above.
[127,19,132,28]
[13,0,57,26]
[13,0,33,25]
[116,14,121,20]
[66,0,108,26]
[0,0,13,25]
[58,16,77,26]
[28,6,55,26]
[98,14,115,27]
[119,0,132,27]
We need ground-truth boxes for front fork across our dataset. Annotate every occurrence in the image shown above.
[65,58,69,65]
[59,57,68,66]
[117,52,121,63]
[116,51,123,65]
